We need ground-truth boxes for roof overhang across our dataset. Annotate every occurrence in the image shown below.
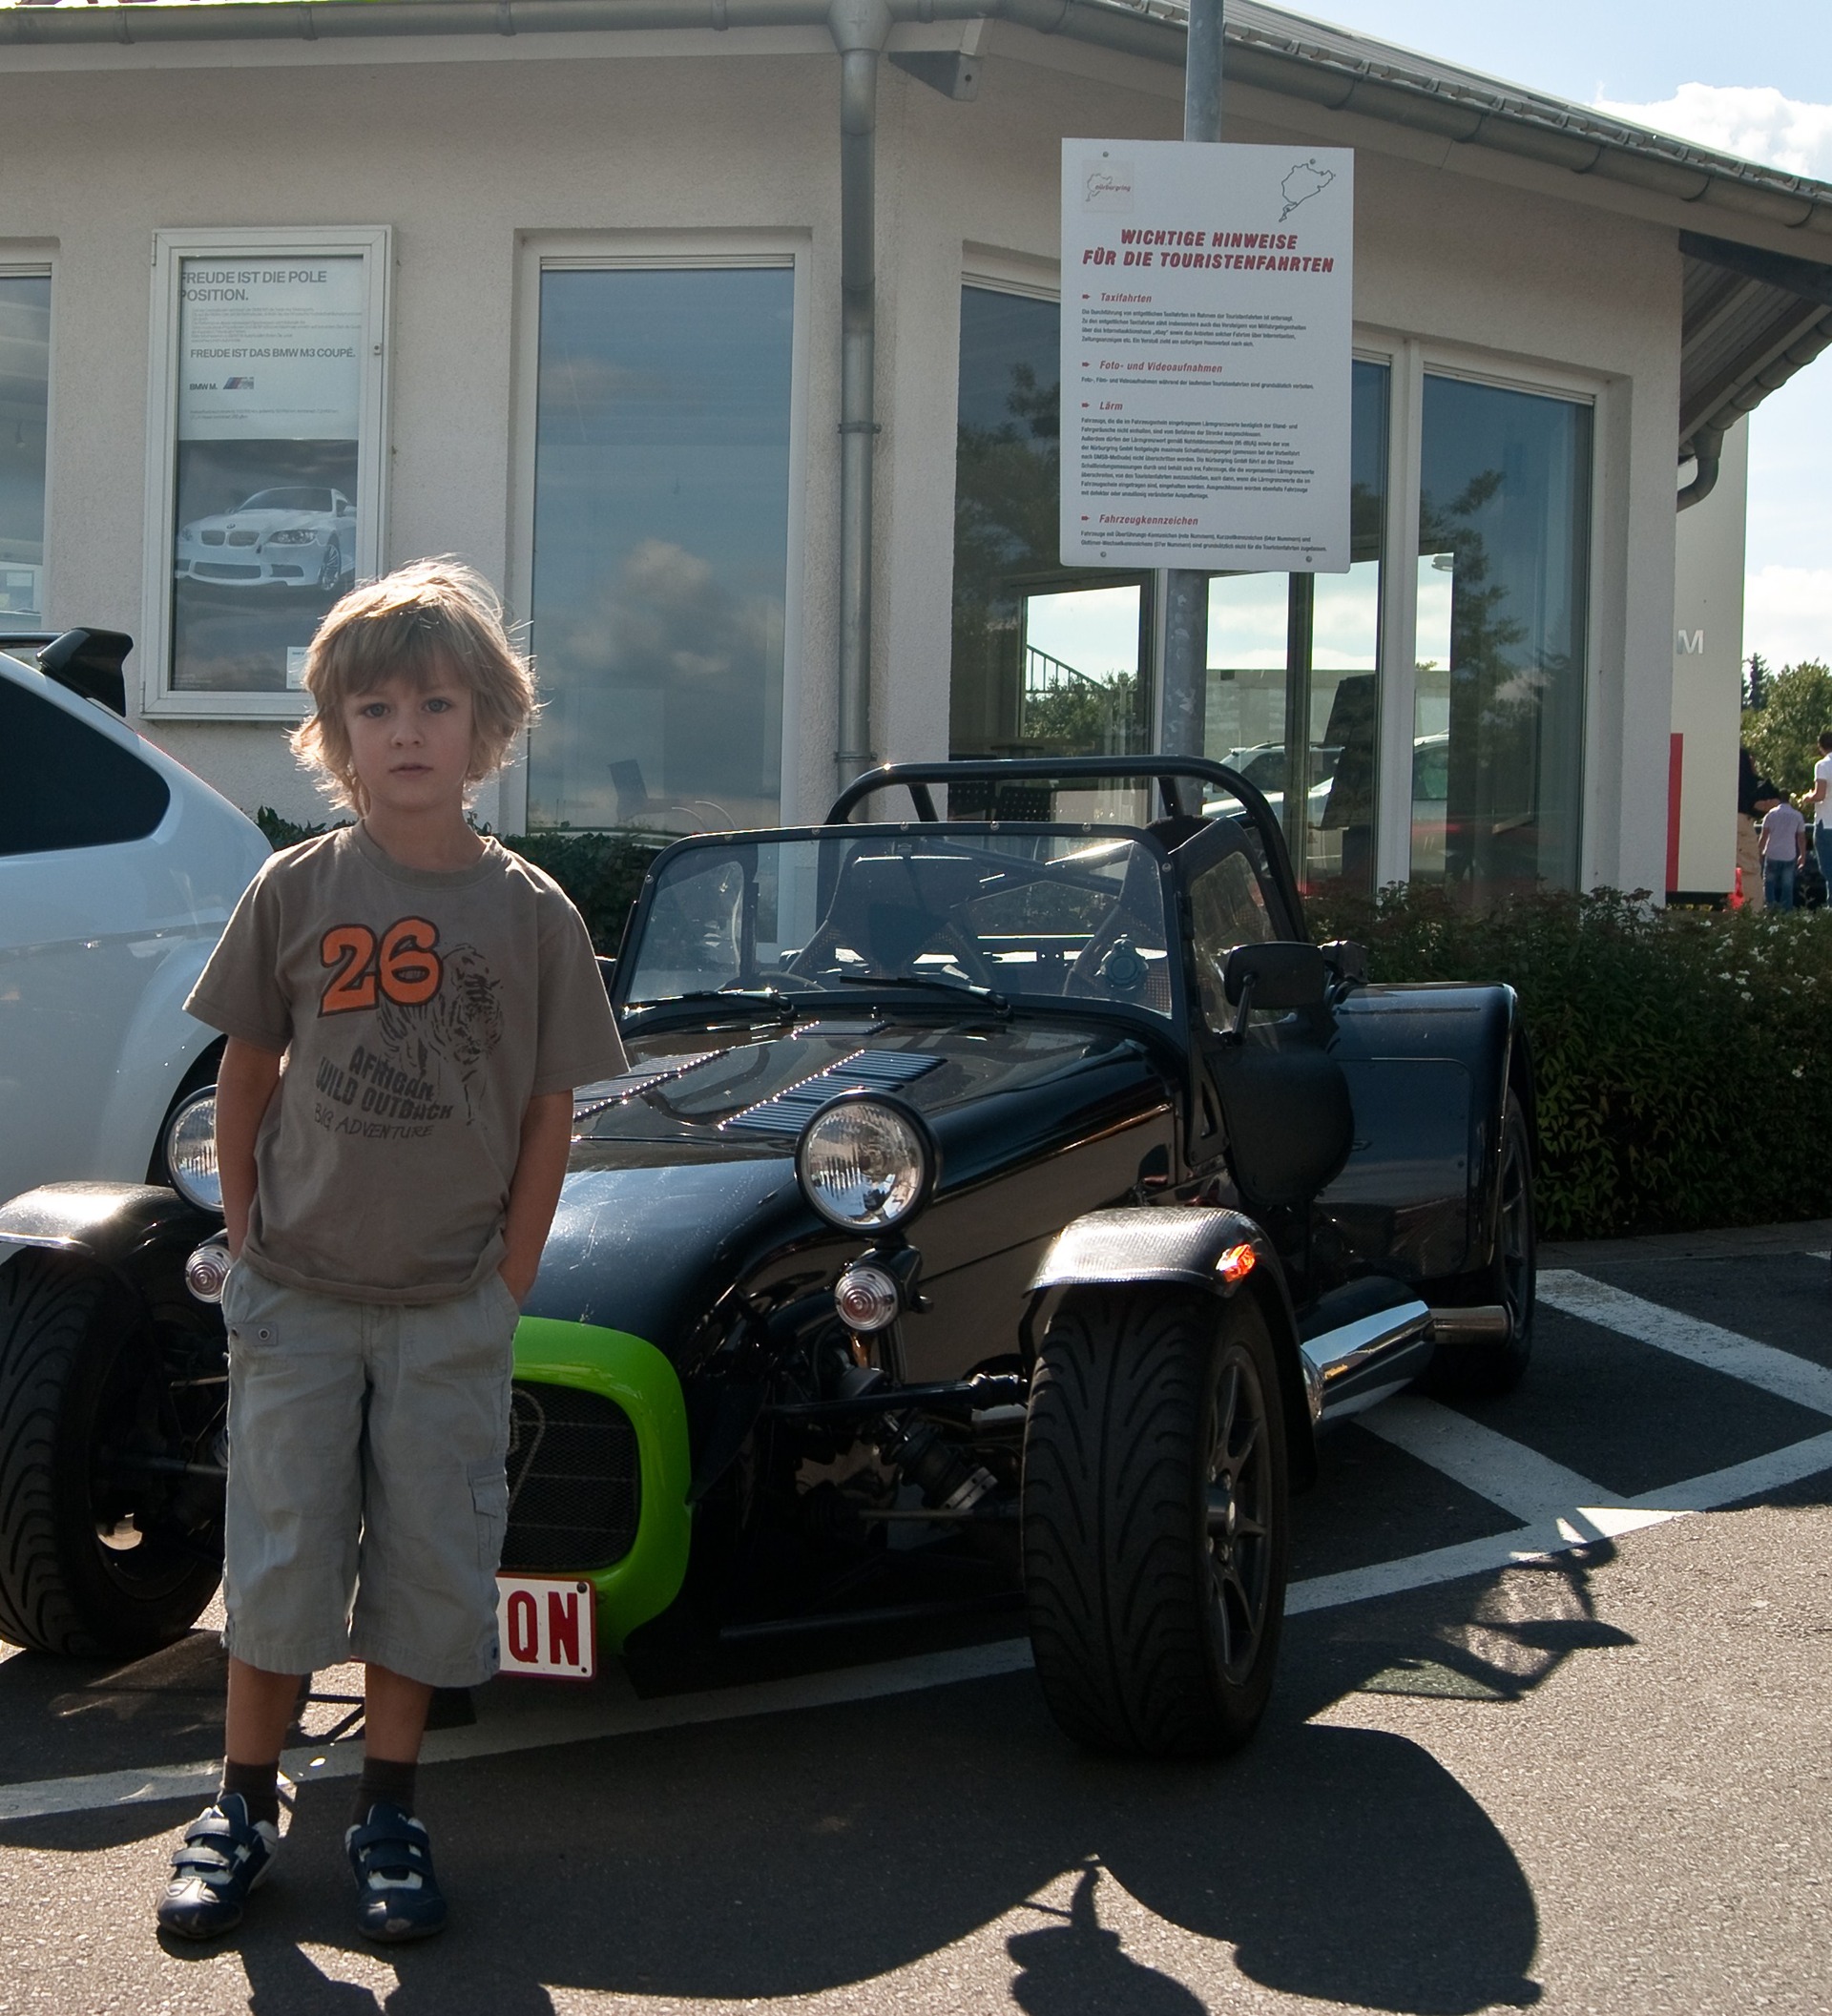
[1678,232,1832,459]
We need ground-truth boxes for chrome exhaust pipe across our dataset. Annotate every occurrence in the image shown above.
[1429,1304,1511,1344]
[1300,1297,1434,1425]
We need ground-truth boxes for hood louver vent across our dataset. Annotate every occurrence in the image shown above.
[722,1049,944,1136]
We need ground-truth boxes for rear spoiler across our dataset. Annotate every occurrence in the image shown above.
[0,628,133,717]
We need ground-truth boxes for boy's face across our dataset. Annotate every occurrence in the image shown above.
[343,669,475,819]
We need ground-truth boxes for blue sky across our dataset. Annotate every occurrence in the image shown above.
[1301,0,1832,667]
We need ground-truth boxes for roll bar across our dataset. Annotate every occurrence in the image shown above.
[824,755,1304,938]
[827,755,1272,827]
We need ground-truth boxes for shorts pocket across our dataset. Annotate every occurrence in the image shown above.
[469,1458,510,1575]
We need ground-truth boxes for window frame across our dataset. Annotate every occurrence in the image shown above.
[500,230,812,837]
[1373,337,1606,890]
[0,259,54,629]
[138,225,392,721]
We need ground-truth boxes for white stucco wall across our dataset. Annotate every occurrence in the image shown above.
[5,23,1690,892]
[1672,418,1749,896]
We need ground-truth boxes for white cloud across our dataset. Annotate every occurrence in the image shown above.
[1593,83,1832,178]
[1744,566,1832,670]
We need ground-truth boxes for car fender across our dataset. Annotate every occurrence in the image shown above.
[94,944,226,1182]
[0,1181,222,1317]
[1322,981,1524,1285]
[1027,1205,1316,1488]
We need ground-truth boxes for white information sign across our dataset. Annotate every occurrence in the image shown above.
[177,259,364,442]
[1060,139,1354,572]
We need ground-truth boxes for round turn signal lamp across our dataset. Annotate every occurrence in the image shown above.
[834,1261,902,1332]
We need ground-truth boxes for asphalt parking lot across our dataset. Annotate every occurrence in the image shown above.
[2,1230,1830,2016]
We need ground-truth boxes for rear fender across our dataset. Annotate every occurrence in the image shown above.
[1027,1206,1316,1489]
[0,1182,222,1332]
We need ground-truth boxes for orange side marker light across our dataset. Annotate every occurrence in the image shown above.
[1217,1241,1257,1284]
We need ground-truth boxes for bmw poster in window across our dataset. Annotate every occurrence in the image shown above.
[170,258,363,693]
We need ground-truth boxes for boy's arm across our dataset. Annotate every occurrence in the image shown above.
[216,1037,283,1257]
[499,1090,574,1303]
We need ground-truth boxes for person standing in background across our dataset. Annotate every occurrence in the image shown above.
[1810,732,1832,898]
[1756,784,1807,909]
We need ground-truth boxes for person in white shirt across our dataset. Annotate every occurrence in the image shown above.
[1756,786,1807,909]
[1810,732,1832,896]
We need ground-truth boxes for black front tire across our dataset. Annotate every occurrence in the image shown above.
[0,1254,221,1657]
[1023,1286,1289,1757]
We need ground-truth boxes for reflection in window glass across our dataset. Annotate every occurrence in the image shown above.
[1206,359,1387,898]
[527,267,794,833]
[1189,850,1276,1027]
[1413,376,1591,897]
[0,277,50,622]
[950,287,1151,760]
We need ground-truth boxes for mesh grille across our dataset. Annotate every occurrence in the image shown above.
[502,1382,641,1572]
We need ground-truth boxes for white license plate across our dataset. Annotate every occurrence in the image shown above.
[495,1573,598,1680]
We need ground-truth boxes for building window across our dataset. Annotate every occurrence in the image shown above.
[525,264,796,834]
[1413,374,1592,897]
[0,273,51,624]
[142,228,390,717]
[1205,359,1389,899]
[949,284,1153,766]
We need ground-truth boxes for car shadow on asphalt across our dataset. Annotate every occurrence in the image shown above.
[103,1585,1561,2016]
[0,1548,1654,2013]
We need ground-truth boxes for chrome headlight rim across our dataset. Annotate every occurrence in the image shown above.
[163,1088,223,1215]
[794,1091,939,1234]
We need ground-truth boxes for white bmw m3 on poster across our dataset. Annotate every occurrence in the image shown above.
[174,486,358,593]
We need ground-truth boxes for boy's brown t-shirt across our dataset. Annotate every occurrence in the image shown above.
[185,823,626,1302]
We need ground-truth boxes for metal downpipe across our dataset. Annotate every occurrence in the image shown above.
[1158,0,1223,762]
[1676,424,1724,511]
[831,0,890,793]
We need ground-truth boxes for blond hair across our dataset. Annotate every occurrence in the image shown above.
[290,558,536,814]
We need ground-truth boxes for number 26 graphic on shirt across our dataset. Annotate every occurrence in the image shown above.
[319,918,444,1015]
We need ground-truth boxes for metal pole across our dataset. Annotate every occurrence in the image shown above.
[1158,0,1222,763]
[830,0,891,797]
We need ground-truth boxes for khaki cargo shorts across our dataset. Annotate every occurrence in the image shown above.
[219,1259,520,1690]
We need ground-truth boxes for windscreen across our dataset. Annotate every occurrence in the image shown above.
[624,829,1178,1019]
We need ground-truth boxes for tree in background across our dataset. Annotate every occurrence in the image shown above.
[1744,651,1769,712]
[1741,658,1832,798]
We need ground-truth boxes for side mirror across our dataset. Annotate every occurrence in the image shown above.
[1223,941,1328,1014]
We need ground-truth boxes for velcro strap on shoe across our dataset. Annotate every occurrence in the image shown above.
[171,1840,241,1877]
[349,1819,431,1878]
[183,1811,245,1845]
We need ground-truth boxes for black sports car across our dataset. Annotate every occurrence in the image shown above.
[0,756,1533,1756]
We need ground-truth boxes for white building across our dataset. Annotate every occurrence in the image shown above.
[2,0,1828,907]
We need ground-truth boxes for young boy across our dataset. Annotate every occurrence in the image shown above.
[157,560,624,1943]
[1755,784,1807,910]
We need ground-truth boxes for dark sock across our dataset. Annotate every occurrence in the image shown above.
[219,1757,281,1831]
[352,1755,418,1824]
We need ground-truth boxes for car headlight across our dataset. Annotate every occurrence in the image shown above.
[163,1090,222,1213]
[795,1093,937,1232]
[265,529,316,546]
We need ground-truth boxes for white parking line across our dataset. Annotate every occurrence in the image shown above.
[1539,1269,1832,1416]
[6,1272,1832,1828]
[1361,1394,1628,1523]
[0,1640,1039,1825]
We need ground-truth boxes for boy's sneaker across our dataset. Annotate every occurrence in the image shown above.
[345,1801,447,1942]
[156,1794,280,1940]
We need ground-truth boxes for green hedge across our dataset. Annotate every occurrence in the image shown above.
[1312,883,1832,1240]
[254,809,656,953]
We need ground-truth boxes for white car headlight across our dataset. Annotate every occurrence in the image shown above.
[265,529,316,546]
[795,1094,937,1232]
[163,1090,223,1213]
